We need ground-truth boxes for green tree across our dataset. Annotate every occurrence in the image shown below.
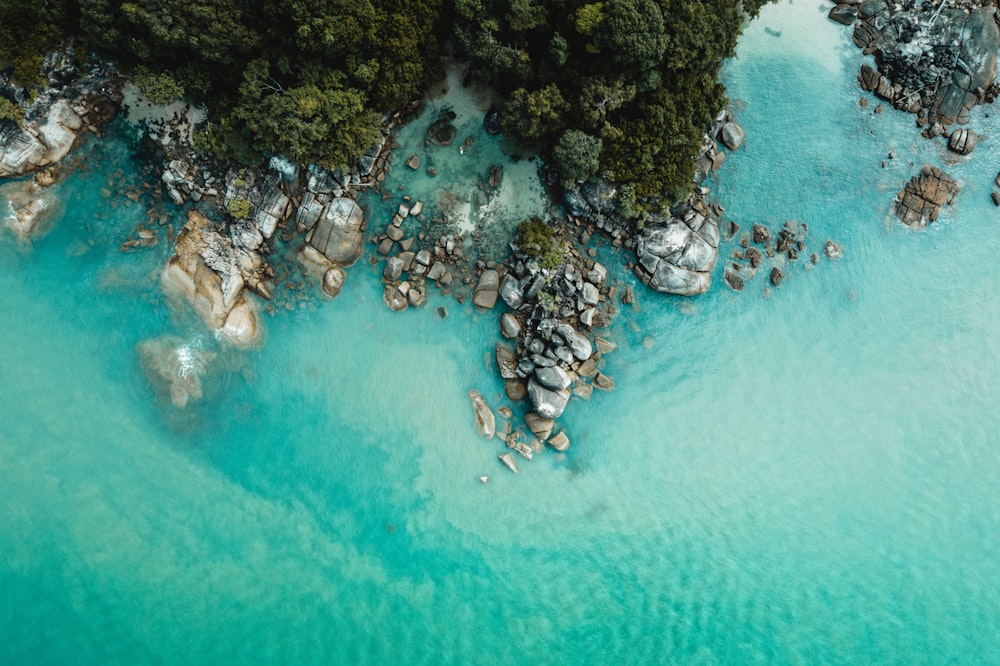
[132,66,185,104]
[502,84,568,143]
[597,0,667,78]
[552,129,602,184]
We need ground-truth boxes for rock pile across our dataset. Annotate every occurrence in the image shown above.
[840,0,1000,130]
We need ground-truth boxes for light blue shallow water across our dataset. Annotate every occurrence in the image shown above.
[2,2,999,663]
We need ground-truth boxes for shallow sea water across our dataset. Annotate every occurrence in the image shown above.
[2,1,999,663]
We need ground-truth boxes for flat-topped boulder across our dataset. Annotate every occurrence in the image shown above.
[308,197,365,266]
[473,269,500,309]
[894,165,959,229]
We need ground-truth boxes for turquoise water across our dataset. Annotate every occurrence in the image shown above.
[2,1,999,663]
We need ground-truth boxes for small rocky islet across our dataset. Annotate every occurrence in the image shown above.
[5,0,1000,473]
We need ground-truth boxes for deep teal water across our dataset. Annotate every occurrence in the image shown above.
[2,1,999,663]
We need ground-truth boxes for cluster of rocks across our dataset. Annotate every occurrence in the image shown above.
[0,50,123,240]
[480,222,623,470]
[894,165,960,228]
[722,219,842,292]
[835,0,1000,130]
[562,180,630,247]
[161,209,270,347]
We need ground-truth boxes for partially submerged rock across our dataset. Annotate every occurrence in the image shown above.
[161,210,264,347]
[895,165,959,228]
[0,178,61,240]
[468,389,496,439]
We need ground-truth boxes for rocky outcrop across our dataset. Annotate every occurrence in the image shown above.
[161,210,266,347]
[0,54,122,178]
[846,1,1000,129]
[634,208,719,296]
[894,165,959,229]
[0,176,62,240]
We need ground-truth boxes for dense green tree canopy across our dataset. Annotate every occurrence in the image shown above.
[0,0,770,200]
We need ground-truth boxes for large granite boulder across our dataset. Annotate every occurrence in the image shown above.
[634,210,719,296]
[473,269,500,310]
[161,210,263,347]
[308,197,365,266]
[0,100,82,177]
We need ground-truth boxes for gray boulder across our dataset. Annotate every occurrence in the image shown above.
[948,128,978,155]
[527,377,571,419]
[384,256,404,281]
[535,365,571,391]
[720,122,745,150]
[555,324,592,361]
[473,269,500,309]
[500,274,524,309]
[309,197,365,266]
[500,312,521,339]
[633,212,718,296]
[496,343,518,379]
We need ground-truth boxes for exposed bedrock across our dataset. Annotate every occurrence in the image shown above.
[634,208,719,296]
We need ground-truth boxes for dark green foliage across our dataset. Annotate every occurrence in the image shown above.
[0,97,24,123]
[131,66,184,104]
[0,0,770,199]
[517,216,564,269]
[552,130,602,184]
[454,0,763,202]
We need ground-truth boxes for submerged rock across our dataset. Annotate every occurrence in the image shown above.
[137,336,215,409]
[468,389,496,439]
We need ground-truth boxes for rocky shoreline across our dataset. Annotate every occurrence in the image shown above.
[828,0,1000,221]
[0,47,756,472]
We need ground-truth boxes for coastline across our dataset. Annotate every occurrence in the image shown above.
[2,1,1000,663]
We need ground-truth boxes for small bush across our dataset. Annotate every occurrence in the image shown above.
[227,198,251,219]
[517,217,563,269]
